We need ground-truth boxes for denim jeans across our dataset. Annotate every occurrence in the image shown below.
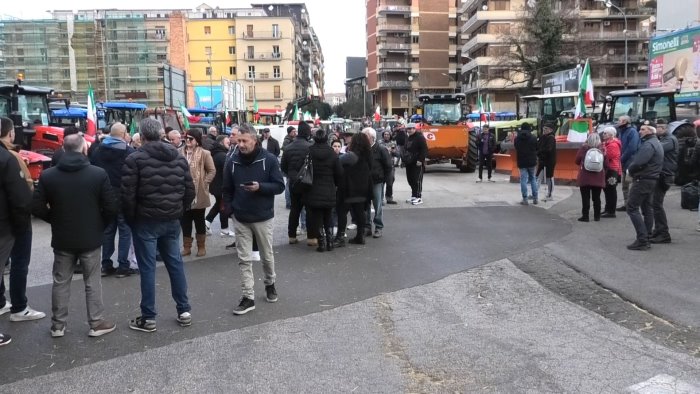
[132,219,190,320]
[284,177,292,209]
[102,213,132,271]
[0,226,32,313]
[366,182,385,230]
[519,167,538,200]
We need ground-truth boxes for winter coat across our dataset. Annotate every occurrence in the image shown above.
[261,136,281,157]
[514,130,538,168]
[121,141,195,224]
[477,131,497,156]
[202,134,217,151]
[403,132,428,166]
[339,150,372,204]
[1,139,33,192]
[32,151,118,250]
[221,147,285,223]
[208,142,229,197]
[370,142,393,184]
[280,137,312,185]
[179,145,216,210]
[90,136,135,189]
[282,134,294,151]
[628,134,663,180]
[0,143,31,237]
[658,133,679,178]
[303,143,342,208]
[603,138,622,175]
[575,144,606,188]
[618,124,640,170]
[536,132,556,168]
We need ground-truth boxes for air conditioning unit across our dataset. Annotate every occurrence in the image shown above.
[608,49,615,55]
[603,21,611,26]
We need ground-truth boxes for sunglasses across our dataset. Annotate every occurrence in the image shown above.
[186,136,195,141]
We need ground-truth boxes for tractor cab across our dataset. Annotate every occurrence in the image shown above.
[419,93,465,125]
[598,88,675,130]
[50,107,88,130]
[98,102,147,132]
[186,108,226,133]
[520,92,578,131]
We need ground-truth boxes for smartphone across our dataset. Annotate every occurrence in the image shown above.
[242,181,254,186]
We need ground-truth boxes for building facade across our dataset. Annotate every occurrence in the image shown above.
[366,0,459,116]
[459,0,656,112]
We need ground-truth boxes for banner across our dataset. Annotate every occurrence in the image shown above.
[648,26,700,103]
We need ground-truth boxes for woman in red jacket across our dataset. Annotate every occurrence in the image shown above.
[575,133,607,222]
[601,127,622,218]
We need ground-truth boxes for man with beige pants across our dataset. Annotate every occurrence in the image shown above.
[222,123,285,315]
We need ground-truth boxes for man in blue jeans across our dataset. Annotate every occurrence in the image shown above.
[122,118,195,332]
[363,127,393,238]
[514,123,539,205]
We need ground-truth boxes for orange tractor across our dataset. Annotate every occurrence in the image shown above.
[416,93,477,172]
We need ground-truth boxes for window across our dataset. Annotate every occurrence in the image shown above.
[248,65,255,78]
[228,46,235,55]
[155,26,166,39]
[248,85,255,98]
[127,28,138,40]
[205,67,212,76]
[228,25,235,35]
[272,45,280,58]
[16,48,24,55]
[129,67,139,77]
[274,85,281,99]
[273,66,280,78]
[229,66,236,75]
[412,36,419,44]
[204,26,211,35]
[247,46,254,59]
[157,54,167,61]
[272,24,280,38]
[205,46,212,56]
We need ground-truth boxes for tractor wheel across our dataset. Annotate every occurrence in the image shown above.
[461,131,478,173]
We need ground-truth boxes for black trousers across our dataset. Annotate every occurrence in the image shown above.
[405,164,424,198]
[205,195,228,229]
[652,176,672,236]
[181,208,206,237]
[337,202,366,237]
[385,167,395,199]
[308,207,333,239]
[288,192,305,238]
[580,186,602,219]
[603,173,621,214]
[478,153,493,180]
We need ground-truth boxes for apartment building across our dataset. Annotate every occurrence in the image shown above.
[459,0,655,112]
[367,0,460,117]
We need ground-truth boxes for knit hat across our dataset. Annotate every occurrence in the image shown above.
[520,122,533,132]
[297,121,311,139]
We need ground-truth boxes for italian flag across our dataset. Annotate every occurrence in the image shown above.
[180,104,191,129]
[293,104,300,121]
[86,83,97,136]
[374,105,381,122]
[478,95,487,122]
[569,59,593,142]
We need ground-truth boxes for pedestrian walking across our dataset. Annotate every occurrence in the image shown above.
[205,135,234,237]
[334,132,373,246]
[574,133,606,222]
[476,125,497,183]
[536,122,557,199]
[514,123,539,205]
[617,116,640,211]
[121,118,195,332]
[179,128,216,257]
[280,121,312,245]
[33,133,119,338]
[650,120,678,243]
[601,127,622,218]
[90,122,137,278]
[222,123,285,315]
[403,123,428,205]
[379,130,399,204]
[625,124,663,250]
[0,120,33,345]
[363,127,392,238]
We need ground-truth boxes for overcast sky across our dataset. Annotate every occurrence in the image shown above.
[2,0,366,94]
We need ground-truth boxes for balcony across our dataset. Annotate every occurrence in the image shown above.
[244,72,283,81]
[246,93,285,101]
[241,31,282,40]
[603,76,647,86]
[461,10,519,35]
[243,52,283,61]
[377,23,411,33]
[598,53,648,63]
[608,6,656,18]
[377,80,412,89]
[460,56,494,74]
[460,33,498,54]
[377,42,411,52]
[378,61,411,72]
[458,0,480,15]
[578,30,650,40]
[377,4,411,15]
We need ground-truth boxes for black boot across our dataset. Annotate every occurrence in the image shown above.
[332,234,346,248]
[325,229,334,251]
[316,231,326,252]
[349,229,365,245]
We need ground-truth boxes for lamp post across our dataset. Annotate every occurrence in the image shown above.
[207,52,213,109]
[599,0,628,88]
[461,54,480,119]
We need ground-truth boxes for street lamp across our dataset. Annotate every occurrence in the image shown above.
[207,52,214,109]
[598,0,628,88]
[461,54,480,114]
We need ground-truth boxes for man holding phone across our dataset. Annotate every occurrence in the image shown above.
[222,123,285,315]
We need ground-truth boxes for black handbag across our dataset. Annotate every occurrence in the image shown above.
[293,154,313,192]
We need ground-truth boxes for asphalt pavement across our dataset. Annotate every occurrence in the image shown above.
[0,164,698,392]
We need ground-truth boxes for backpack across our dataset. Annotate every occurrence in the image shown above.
[583,148,604,172]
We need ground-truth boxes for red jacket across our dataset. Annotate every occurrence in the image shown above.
[575,144,606,188]
[603,138,622,175]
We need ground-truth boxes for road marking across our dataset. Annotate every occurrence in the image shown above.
[626,374,699,393]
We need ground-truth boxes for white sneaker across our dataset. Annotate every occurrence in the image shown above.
[347,224,357,230]
[205,220,213,236]
[10,306,46,321]
[251,251,261,261]
[220,229,235,237]
[405,197,417,203]
[51,325,65,338]
[411,198,423,205]
[0,302,11,316]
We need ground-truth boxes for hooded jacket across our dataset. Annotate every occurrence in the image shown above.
[222,146,285,223]
[0,143,31,238]
[536,132,556,167]
[32,151,118,250]
[90,136,135,188]
[121,141,195,224]
[627,133,663,180]
[514,129,538,168]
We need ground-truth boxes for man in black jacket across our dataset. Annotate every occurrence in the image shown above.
[536,122,557,200]
[626,124,664,250]
[260,128,281,157]
[33,133,119,338]
[650,120,678,244]
[0,137,32,346]
[121,118,195,332]
[91,122,136,278]
[363,127,393,237]
[403,123,428,205]
[514,123,539,205]
[476,125,497,182]
[280,121,312,243]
